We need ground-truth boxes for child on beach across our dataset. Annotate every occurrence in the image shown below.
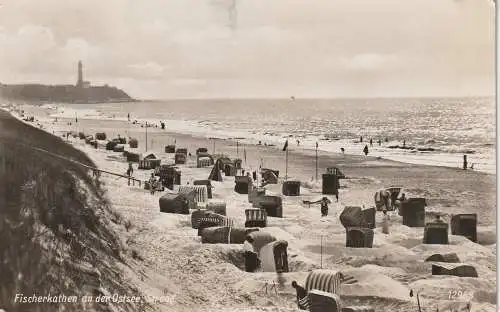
[309,197,332,217]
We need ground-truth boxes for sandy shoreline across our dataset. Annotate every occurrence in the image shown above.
[6,107,497,312]
[47,115,495,225]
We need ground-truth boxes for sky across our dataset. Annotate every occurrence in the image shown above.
[0,0,496,99]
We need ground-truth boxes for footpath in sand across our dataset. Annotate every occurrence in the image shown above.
[10,108,497,312]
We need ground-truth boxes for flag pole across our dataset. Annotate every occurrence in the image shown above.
[285,148,288,181]
[416,293,422,312]
[237,140,239,157]
[320,236,323,269]
[315,142,318,181]
[145,121,148,152]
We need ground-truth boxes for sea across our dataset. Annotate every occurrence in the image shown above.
[16,96,497,174]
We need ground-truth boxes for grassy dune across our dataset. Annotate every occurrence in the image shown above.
[0,110,146,312]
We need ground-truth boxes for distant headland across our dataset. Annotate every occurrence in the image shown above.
[0,61,136,104]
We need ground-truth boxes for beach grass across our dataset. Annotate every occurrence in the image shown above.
[0,110,147,312]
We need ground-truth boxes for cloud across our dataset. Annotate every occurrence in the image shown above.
[0,0,495,98]
[338,54,403,72]
[127,62,168,79]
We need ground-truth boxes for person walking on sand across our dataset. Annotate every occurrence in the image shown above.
[360,136,363,143]
[310,197,332,217]
[370,138,373,147]
[382,210,390,234]
[340,147,345,154]
[363,145,369,156]
[127,113,130,121]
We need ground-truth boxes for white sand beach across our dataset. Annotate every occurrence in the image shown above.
[6,105,496,312]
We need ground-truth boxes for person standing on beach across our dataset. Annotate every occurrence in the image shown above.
[127,113,130,121]
[340,147,345,154]
[149,173,157,195]
[378,139,381,146]
[370,138,373,147]
[320,197,331,216]
[360,136,363,143]
[126,163,133,185]
[363,145,369,156]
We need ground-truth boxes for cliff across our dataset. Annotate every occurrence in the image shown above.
[0,83,136,104]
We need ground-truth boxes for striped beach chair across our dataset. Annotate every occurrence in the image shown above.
[245,208,267,228]
[298,270,344,310]
[247,231,277,254]
[300,269,359,309]
[197,213,234,236]
[174,185,208,203]
[305,269,343,294]
[191,209,211,229]
[197,157,212,168]
[206,200,226,215]
[259,240,288,273]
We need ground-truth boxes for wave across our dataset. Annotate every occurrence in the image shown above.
[32,103,496,174]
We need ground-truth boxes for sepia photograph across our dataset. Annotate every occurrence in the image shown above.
[0,0,497,311]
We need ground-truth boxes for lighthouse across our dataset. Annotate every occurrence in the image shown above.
[76,60,90,88]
